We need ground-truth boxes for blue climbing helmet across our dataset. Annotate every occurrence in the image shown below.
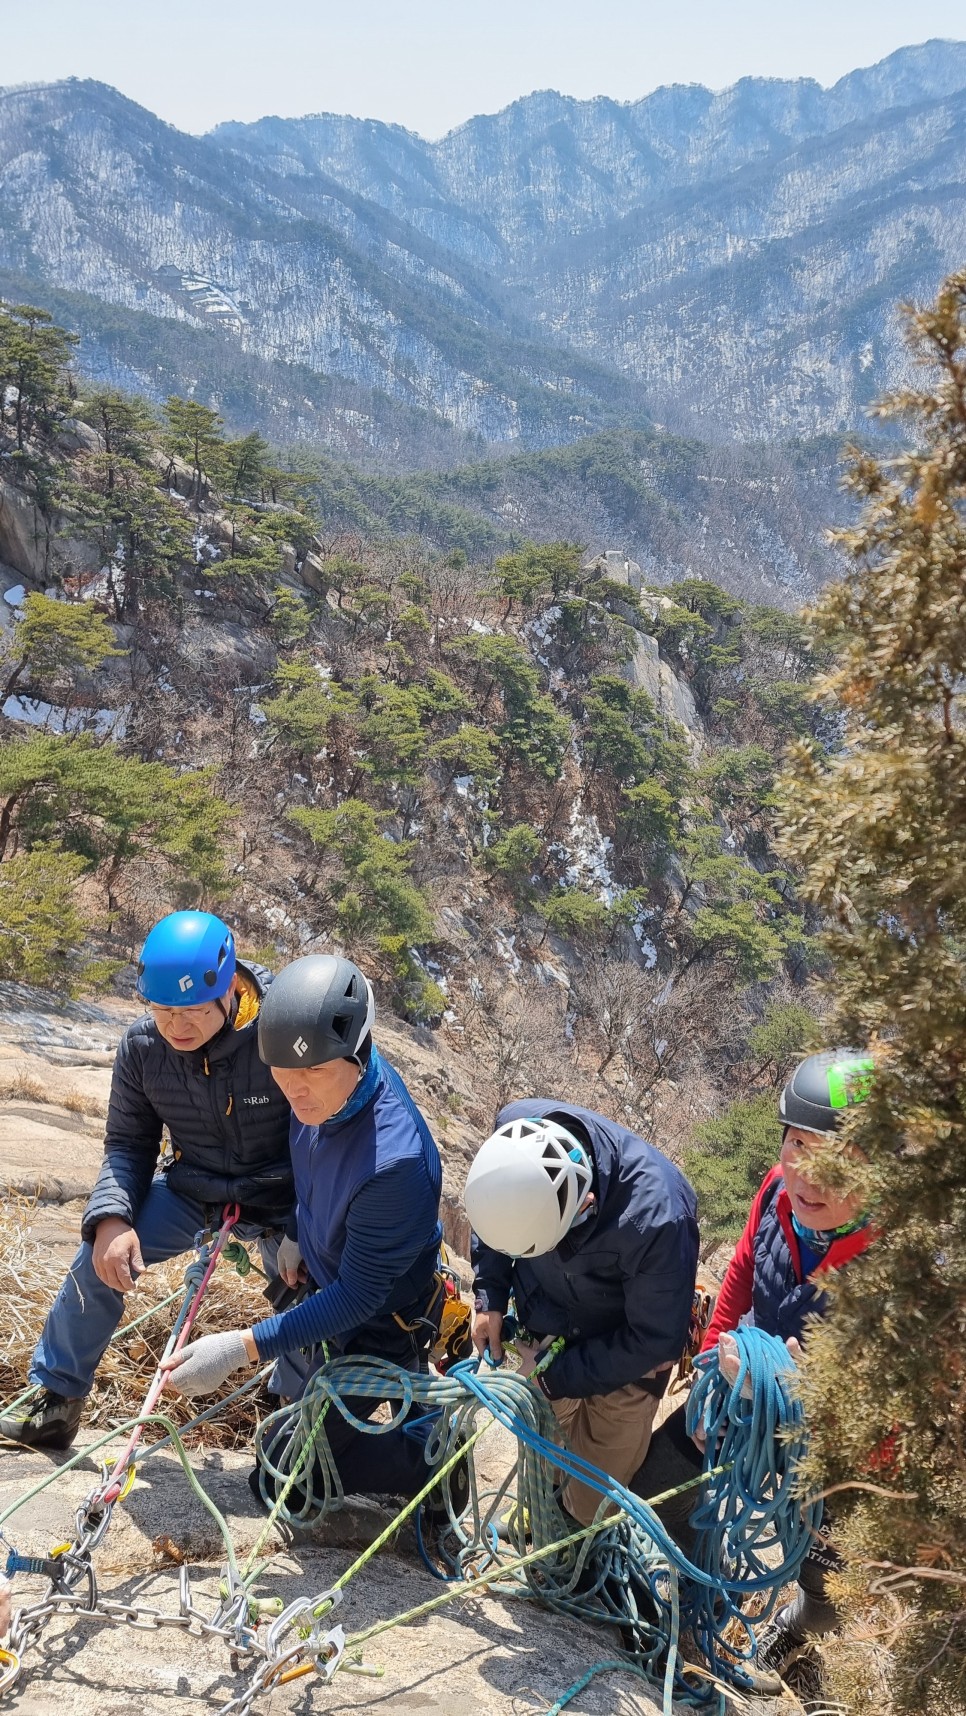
[136,911,236,1007]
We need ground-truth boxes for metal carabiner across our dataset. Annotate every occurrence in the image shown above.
[0,1646,21,1695]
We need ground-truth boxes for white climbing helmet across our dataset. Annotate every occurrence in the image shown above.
[464,1115,594,1258]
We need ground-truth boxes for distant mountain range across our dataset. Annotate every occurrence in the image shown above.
[1,40,964,463]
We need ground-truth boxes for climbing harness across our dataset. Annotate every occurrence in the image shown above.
[0,1265,819,1714]
[676,1286,715,1382]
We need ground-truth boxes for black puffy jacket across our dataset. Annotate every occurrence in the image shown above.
[472,1099,699,1400]
[81,962,294,1241]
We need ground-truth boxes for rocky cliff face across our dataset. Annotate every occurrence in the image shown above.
[1,41,964,456]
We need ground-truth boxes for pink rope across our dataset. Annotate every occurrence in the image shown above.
[95,1203,242,1504]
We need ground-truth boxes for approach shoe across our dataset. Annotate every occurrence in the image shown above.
[0,1388,84,1450]
[743,1604,813,1695]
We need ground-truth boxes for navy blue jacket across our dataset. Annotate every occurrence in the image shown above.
[82,963,294,1241]
[253,1048,443,1361]
[472,1100,699,1400]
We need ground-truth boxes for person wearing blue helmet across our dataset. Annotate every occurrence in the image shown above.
[0,911,294,1451]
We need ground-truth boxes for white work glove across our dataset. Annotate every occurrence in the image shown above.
[692,1331,753,1452]
[160,1331,252,1398]
[717,1331,753,1396]
[276,1235,304,1288]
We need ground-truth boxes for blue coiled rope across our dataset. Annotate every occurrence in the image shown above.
[685,1327,822,1676]
[253,1325,821,1709]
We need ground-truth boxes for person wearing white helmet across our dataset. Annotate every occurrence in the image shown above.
[466,1099,699,1525]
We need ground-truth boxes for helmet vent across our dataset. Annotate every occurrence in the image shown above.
[331,1012,351,1042]
[203,968,217,987]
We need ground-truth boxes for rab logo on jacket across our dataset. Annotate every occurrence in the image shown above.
[293,1037,309,1058]
[242,1095,271,1106]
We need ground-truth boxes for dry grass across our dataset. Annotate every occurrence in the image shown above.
[61,1086,108,1118]
[0,1199,268,1449]
[2,1071,48,1104]
[0,1069,107,1117]
[0,1197,67,1380]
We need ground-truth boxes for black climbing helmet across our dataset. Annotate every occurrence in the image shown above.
[779,1049,874,1139]
[257,954,375,1069]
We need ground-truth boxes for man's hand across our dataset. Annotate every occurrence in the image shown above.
[160,1330,254,1398]
[472,1307,504,1366]
[516,1335,553,1379]
[92,1218,146,1292]
[276,1235,305,1289]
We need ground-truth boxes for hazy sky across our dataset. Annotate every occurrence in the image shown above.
[3,1,964,137]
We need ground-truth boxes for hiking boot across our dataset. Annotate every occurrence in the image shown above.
[0,1388,84,1450]
[742,1604,810,1694]
[492,1501,531,1543]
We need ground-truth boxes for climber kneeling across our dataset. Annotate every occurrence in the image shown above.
[0,911,294,1453]
[634,1049,876,1684]
[465,1101,699,1526]
[161,954,450,1507]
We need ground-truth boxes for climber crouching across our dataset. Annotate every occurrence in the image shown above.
[160,953,454,1509]
[0,911,295,1453]
[465,1100,699,1527]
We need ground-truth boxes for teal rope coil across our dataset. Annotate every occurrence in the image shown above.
[253,1325,819,1706]
[686,1326,822,1673]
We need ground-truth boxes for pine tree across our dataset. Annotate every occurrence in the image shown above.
[79,390,157,463]
[0,734,229,905]
[163,397,227,500]
[0,845,114,993]
[0,304,77,452]
[776,273,966,1714]
[58,453,194,618]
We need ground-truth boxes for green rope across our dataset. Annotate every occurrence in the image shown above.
[544,1657,658,1713]
[0,1411,240,1576]
[344,1513,612,1647]
[328,1421,491,1600]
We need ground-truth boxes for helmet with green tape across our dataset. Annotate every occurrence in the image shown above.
[779,1050,874,1139]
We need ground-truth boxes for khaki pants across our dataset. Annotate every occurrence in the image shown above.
[550,1370,670,1526]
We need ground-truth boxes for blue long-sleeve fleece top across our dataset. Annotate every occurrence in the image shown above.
[252,1048,443,1361]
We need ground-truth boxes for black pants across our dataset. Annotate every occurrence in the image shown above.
[631,1402,704,1558]
[261,1293,442,1504]
[320,1305,439,1497]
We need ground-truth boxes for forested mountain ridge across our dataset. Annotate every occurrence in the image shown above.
[0,303,828,1168]
[1,41,965,455]
[305,429,847,602]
